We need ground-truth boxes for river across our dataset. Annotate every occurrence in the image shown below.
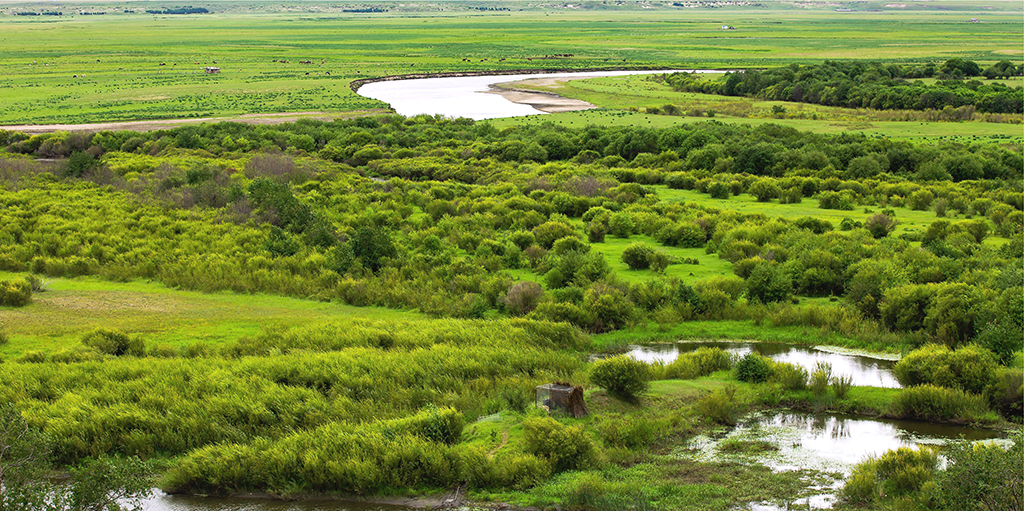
[355,69,701,120]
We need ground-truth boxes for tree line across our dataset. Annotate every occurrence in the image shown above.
[663,59,1024,114]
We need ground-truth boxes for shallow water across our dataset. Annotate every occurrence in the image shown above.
[627,341,900,388]
[356,69,702,120]
[683,411,1008,509]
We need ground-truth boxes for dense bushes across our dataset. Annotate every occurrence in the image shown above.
[841,437,1023,511]
[892,385,994,422]
[164,408,471,495]
[734,353,772,383]
[0,278,32,307]
[893,344,998,394]
[522,416,600,472]
[81,328,144,357]
[589,356,650,401]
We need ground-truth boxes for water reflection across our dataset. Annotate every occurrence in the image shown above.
[627,341,900,388]
[683,411,1008,510]
[689,412,1006,485]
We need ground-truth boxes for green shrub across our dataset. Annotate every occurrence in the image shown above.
[81,328,145,357]
[597,414,662,449]
[386,405,464,445]
[0,279,32,307]
[522,417,599,472]
[608,212,635,238]
[987,366,1023,421]
[745,262,792,304]
[621,243,655,270]
[840,446,939,506]
[590,355,650,401]
[734,353,772,383]
[768,361,807,391]
[663,348,732,380]
[490,452,551,490]
[937,433,1023,511]
[893,344,998,395]
[0,332,8,346]
[892,384,993,422]
[809,362,832,398]
[831,374,853,399]
[696,384,738,425]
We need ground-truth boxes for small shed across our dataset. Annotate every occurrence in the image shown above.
[536,383,589,418]
[204,67,221,74]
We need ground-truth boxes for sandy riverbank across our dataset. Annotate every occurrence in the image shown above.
[486,76,600,113]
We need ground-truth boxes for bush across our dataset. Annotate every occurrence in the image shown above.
[597,414,661,449]
[621,243,655,270]
[768,361,807,390]
[809,362,832,397]
[502,281,544,316]
[522,417,599,472]
[590,355,650,401]
[892,384,992,422]
[864,213,898,239]
[831,374,853,399]
[696,384,738,425]
[734,353,772,383]
[840,446,939,506]
[938,434,1023,511]
[662,348,732,380]
[81,328,145,356]
[893,344,998,395]
[608,212,634,238]
[745,263,792,304]
[0,279,32,307]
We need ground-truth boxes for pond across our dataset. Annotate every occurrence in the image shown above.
[626,341,901,388]
[356,69,700,120]
[682,411,1008,509]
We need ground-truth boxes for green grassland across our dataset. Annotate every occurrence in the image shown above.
[491,74,1024,143]
[0,272,422,357]
[0,2,1021,125]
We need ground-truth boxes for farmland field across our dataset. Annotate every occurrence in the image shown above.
[0,1,1021,125]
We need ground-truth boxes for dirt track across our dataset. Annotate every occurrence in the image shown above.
[0,110,390,134]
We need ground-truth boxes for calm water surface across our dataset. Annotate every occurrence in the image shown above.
[685,411,1008,510]
[356,69,701,119]
[627,341,900,388]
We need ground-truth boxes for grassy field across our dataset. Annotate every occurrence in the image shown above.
[0,2,1020,125]
[490,73,1024,143]
[0,272,422,356]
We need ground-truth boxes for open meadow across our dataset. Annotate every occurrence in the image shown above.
[0,2,1021,511]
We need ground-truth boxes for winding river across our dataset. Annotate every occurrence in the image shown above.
[355,69,700,120]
